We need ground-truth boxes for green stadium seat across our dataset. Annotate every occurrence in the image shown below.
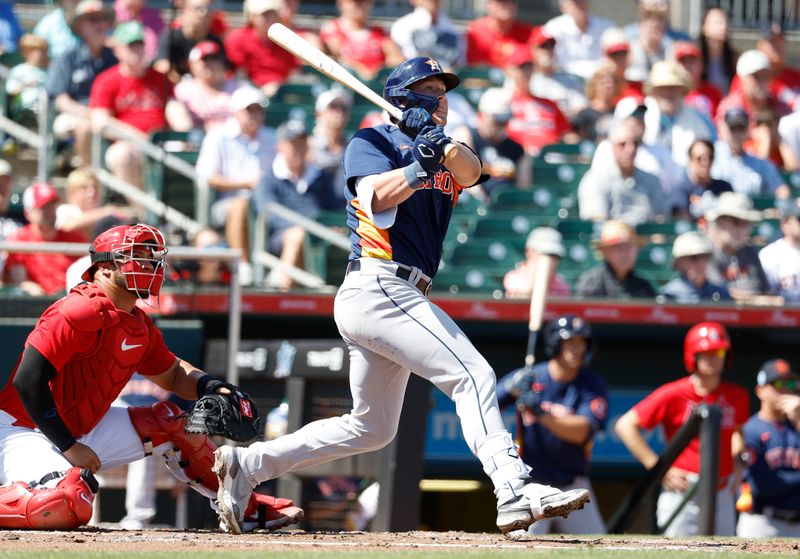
[471,213,553,239]
[145,131,201,221]
[636,243,672,272]
[635,220,696,242]
[489,186,563,218]
[270,82,325,105]
[538,141,595,164]
[304,210,349,285]
[532,162,590,193]
[430,265,505,297]
[559,240,599,281]
[265,102,316,130]
[751,194,777,212]
[454,65,504,108]
[445,239,522,269]
[556,218,598,241]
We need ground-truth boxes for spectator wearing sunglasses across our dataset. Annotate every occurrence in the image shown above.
[660,230,730,303]
[736,359,800,538]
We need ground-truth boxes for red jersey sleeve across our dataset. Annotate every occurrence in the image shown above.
[633,384,672,431]
[89,68,117,110]
[729,384,751,427]
[135,313,177,376]
[25,305,96,371]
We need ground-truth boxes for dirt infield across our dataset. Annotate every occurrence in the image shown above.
[1,529,797,555]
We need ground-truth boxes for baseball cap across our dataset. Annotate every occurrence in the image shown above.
[530,26,556,48]
[672,231,712,260]
[674,42,702,60]
[705,191,762,223]
[244,0,281,15]
[23,182,60,211]
[526,227,565,257]
[71,0,114,28]
[613,96,647,122]
[112,21,145,46]
[601,28,630,56]
[188,40,222,63]
[0,159,10,177]
[230,86,266,112]
[756,358,799,387]
[593,219,640,248]
[478,87,512,119]
[724,107,750,129]
[736,49,771,77]
[276,119,308,142]
[315,89,352,113]
[648,60,690,89]
[506,45,533,68]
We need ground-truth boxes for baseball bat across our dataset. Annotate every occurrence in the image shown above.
[523,254,556,370]
[267,23,457,158]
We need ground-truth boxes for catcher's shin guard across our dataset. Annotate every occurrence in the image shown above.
[0,467,98,529]
[128,401,219,499]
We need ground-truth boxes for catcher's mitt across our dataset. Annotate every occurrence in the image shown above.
[185,389,261,442]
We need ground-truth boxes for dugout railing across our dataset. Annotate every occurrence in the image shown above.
[607,403,723,535]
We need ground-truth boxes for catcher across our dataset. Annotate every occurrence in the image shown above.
[0,223,302,530]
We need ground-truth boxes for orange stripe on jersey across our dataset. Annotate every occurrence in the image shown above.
[351,198,392,260]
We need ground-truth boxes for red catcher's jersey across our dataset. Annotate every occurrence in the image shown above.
[0,283,176,436]
[633,376,750,478]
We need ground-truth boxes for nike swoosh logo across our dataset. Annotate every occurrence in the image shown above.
[121,338,143,352]
[80,492,93,506]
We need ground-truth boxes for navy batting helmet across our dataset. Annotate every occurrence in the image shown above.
[543,314,594,363]
[383,57,460,115]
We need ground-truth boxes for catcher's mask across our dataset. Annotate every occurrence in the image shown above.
[81,223,168,299]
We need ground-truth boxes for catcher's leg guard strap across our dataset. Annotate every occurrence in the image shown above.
[128,402,219,499]
[0,467,97,529]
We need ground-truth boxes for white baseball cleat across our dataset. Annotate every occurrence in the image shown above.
[496,483,590,534]
[213,446,253,534]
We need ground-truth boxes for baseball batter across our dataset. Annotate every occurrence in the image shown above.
[736,359,800,538]
[214,57,590,535]
[0,224,300,530]
[496,315,608,535]
[615,322,750,536]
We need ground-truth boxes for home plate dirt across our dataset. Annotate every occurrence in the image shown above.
[0,529,798,554]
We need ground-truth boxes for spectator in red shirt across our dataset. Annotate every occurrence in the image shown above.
[320,0,403,81]
[675,41,722,121]
[90,21,177,190]
[616,321,749,536]
[225,0,300,97]
[717,50,791,131]
[755,23,800,111]
[155,0,225,82]
[466,0,533,67]
[504,47,572,155]
[3,183,87,296]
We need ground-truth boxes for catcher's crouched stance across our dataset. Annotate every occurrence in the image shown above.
[0,224,302,530]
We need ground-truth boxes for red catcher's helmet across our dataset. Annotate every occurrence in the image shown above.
[683,321,731,372]
[81,224,168,297]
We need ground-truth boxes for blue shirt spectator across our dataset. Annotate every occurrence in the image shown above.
[33,0,81,60]
[0,2,23,54]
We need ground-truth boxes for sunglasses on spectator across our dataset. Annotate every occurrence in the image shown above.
[770,379,798,392]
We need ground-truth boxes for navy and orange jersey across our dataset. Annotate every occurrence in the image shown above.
[342,124,474,278]
[742,414,800,513]
[496,362,609,486]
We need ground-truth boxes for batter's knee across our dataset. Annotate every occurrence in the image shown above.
[349,417,398,451]
[0,467,98,530]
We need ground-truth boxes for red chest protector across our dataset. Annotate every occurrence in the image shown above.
[53,283,154,436]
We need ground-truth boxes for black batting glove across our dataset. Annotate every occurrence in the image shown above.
[412,126,447,174]
[399,107,435,139]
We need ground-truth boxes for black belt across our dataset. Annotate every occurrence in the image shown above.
[760,507,800,523]
[346,259,432,295]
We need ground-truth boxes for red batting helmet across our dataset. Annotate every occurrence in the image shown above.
[81,223,168,296]
[683,321,731,372]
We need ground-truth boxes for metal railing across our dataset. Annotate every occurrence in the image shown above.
[253,202,350,290]
[0,241,244,386]
[707,0,800,29]
[607,404,723,535]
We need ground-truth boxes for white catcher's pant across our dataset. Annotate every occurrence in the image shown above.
[737,511,800,538]
[238,260,512,492]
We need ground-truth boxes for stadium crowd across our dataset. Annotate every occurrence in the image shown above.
[0,0,797,538]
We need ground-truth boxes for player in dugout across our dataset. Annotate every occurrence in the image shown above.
[213,56,591,536]
[0,223,301,531]
[615,321,750,536]
[497,314,609,535]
